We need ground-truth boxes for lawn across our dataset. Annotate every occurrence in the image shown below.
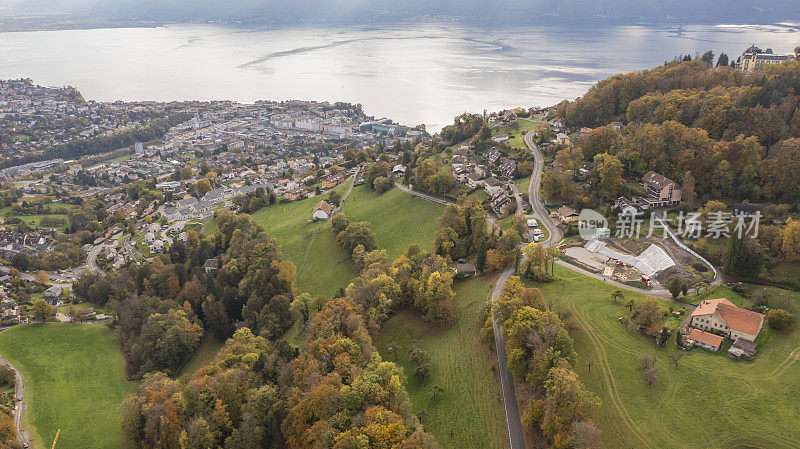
[535,264,800,448]
[0,324,135,449]
[374,275,507,449]
[251,184,355,297]
[515,176,531,194]
[178,335,224,380]
[251,184,443,297]
[340,186,443,258]
[491,119,538,150]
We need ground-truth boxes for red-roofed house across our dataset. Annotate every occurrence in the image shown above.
[689,298,765,342]
[312,200,333,221]
[686,328,723,352]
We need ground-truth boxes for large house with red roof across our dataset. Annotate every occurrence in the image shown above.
[689,298,765,342]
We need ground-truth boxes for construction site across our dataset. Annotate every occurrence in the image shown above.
[563,236,714,289]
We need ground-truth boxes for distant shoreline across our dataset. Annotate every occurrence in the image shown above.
[0,15,796,34]
[0,16,158,33]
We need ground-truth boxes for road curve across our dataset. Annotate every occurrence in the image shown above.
[524,130,563,246]
[0,354,29,447]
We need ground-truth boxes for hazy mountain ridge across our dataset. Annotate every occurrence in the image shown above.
[5,0,800,24]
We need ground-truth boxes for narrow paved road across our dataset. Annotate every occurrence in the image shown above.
[487,130,563,449]
[524,131,562,246]
[490,127,704,449]
[339,166,361,204]
[509,182,524,217]
[393,183,452,206]
[0,354,28,447]
[490,265,526,449]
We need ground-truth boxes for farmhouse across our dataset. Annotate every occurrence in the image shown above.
[455,260,476,278]
[312,200,333,221]
[689,298,765,342]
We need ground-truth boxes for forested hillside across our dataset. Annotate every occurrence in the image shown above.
[555,59,800,203]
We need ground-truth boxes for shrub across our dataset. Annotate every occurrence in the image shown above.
[767,309,794,330]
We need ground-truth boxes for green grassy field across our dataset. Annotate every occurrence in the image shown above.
[515,176,531,194]
[179,336,224,380]
[0,324,135,449]
[375,275,507,449]
[251,184,443,297]
[536,265,800,448]
[251,184,354,297]
[0,202,69,231]
[491,119,538,149]
[340,186,443,258]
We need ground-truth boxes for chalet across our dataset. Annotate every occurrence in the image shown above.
[451,155,468,166]
[686,328,723,352]
[491,190,512,215]
[557,206,579,223]
[321,173,345,189]
[641,171,681,206]
[392,164,406,178]
[466,172,485,189]
[483,177,505,196]
[453,165,471,183]
[549,117,566,132]
[556,133,571,146]
[689,298,765,342]
[312,200,333,221]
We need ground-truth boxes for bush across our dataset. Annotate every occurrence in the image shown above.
[767,309,794,330]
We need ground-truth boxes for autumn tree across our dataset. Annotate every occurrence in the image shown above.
[593,153,623,196]
[196,178,212,197]
[539,362,600,447]
[682,171,697,207]
[31,299,53,322]
[633,299,667,334]
[781,220,800,262]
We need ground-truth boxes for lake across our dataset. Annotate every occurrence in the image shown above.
[1,22,798,131]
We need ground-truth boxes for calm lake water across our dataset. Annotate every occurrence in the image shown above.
[1,22,799,130]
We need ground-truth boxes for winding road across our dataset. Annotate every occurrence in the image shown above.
[490,127,707,449]
[488,129,562,449]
